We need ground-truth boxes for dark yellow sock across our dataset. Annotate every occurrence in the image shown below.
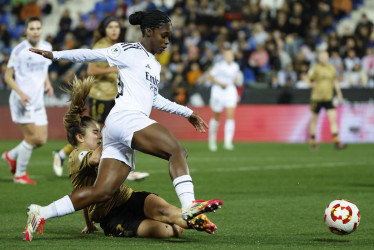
[63,144,74,155]
[333,134,339,144]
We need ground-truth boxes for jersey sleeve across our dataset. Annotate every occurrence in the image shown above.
[104,43,131,68]
[53,48,109,63]
[7,51,16,68]
[308,65,316,81]
[153,94,193,118]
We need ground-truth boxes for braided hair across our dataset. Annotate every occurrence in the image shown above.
[61,76,96,146]
[129,9,171,36]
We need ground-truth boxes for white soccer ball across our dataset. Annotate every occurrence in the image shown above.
[324,199,360,235]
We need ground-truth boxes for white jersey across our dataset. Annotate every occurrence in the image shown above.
[7,39,52,109]
[210,60,240,90]
[209,60,240,112]
[53,42,192,118]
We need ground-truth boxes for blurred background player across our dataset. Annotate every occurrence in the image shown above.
[52,16,149,180]
[24,76,217,241]
[1,17,53,184]
[208,49,242,151]
[305,51,346,150]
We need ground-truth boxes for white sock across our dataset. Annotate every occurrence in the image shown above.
[173,175,195,209]
[224,119,235,145]
[58,150,67,161]
[15,140,33,177]
[209,118,219,145]
[40,195,75,220]
[7,141,24,160]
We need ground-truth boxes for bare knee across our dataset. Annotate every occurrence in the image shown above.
[29,136,47,148]
[171,143,188,159]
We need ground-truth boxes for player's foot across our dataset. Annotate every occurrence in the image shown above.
[223,143,234,151]
[1,151,16,175]
[188,214,217,234]
[14,174,36,184]
[208,142,217,152]
[335,142,347,150]
[311,144,318,151]
[52,150,64,177]
[126,172,149,181]
[182,199,222,221]
[24,204,45,241]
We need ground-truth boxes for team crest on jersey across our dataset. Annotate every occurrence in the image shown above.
[108,45,121,58]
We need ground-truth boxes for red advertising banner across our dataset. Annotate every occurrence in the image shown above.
[0,104,373,142]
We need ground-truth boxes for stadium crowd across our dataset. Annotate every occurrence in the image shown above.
[0,0,373,105]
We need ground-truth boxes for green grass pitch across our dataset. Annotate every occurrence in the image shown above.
[0,140,373,249]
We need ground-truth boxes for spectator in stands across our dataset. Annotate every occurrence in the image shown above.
[11,0,24,22]
[248,43,269,76]
[72,18,89,48]
[344,49,360,71]
[186,61,203,86]
[273,63,297,88]
[315,1,334,32]
[0,23,10,50]
[20,0,41,23]
[362,47,374,88]
[346,63,368,88]
[355,24,371,57]
[251,22,268,47]
[169,5,186,29]
[172,73,189,105]
[354,13,373,36]
[59,9,72,33]
[329,50,344,76]
[332,0,353,19]
[84,12,100,37]
[112,0,127,19]
[269,10,291,37]
[126,0,147,18]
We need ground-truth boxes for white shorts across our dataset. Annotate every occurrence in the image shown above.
[101,110,157,171]
[209,85,238,113]
[9,91,48,126]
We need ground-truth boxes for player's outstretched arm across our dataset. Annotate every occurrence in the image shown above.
[29,48,53,59]
[188,112,208,133]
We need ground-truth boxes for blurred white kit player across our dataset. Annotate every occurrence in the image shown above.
[2,17,53,184]
[8,40,52,124]
[208,49,242,151]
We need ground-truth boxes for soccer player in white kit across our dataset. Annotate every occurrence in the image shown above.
[2,17,53,184]
[208,49,242,151]
[24,10,222,241]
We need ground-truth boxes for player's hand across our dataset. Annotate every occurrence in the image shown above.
[29,48,53,59]
[20,92,31,107]
[81,223,98,234]
[188,112,208,133]
[338,95,343,104]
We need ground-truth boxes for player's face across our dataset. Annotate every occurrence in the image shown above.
[318,52,329,64]
[25,20,42,46]
[224,50,234,63]
[81,121,102,150]
[105,21,120,42]
[150,22,172,54]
